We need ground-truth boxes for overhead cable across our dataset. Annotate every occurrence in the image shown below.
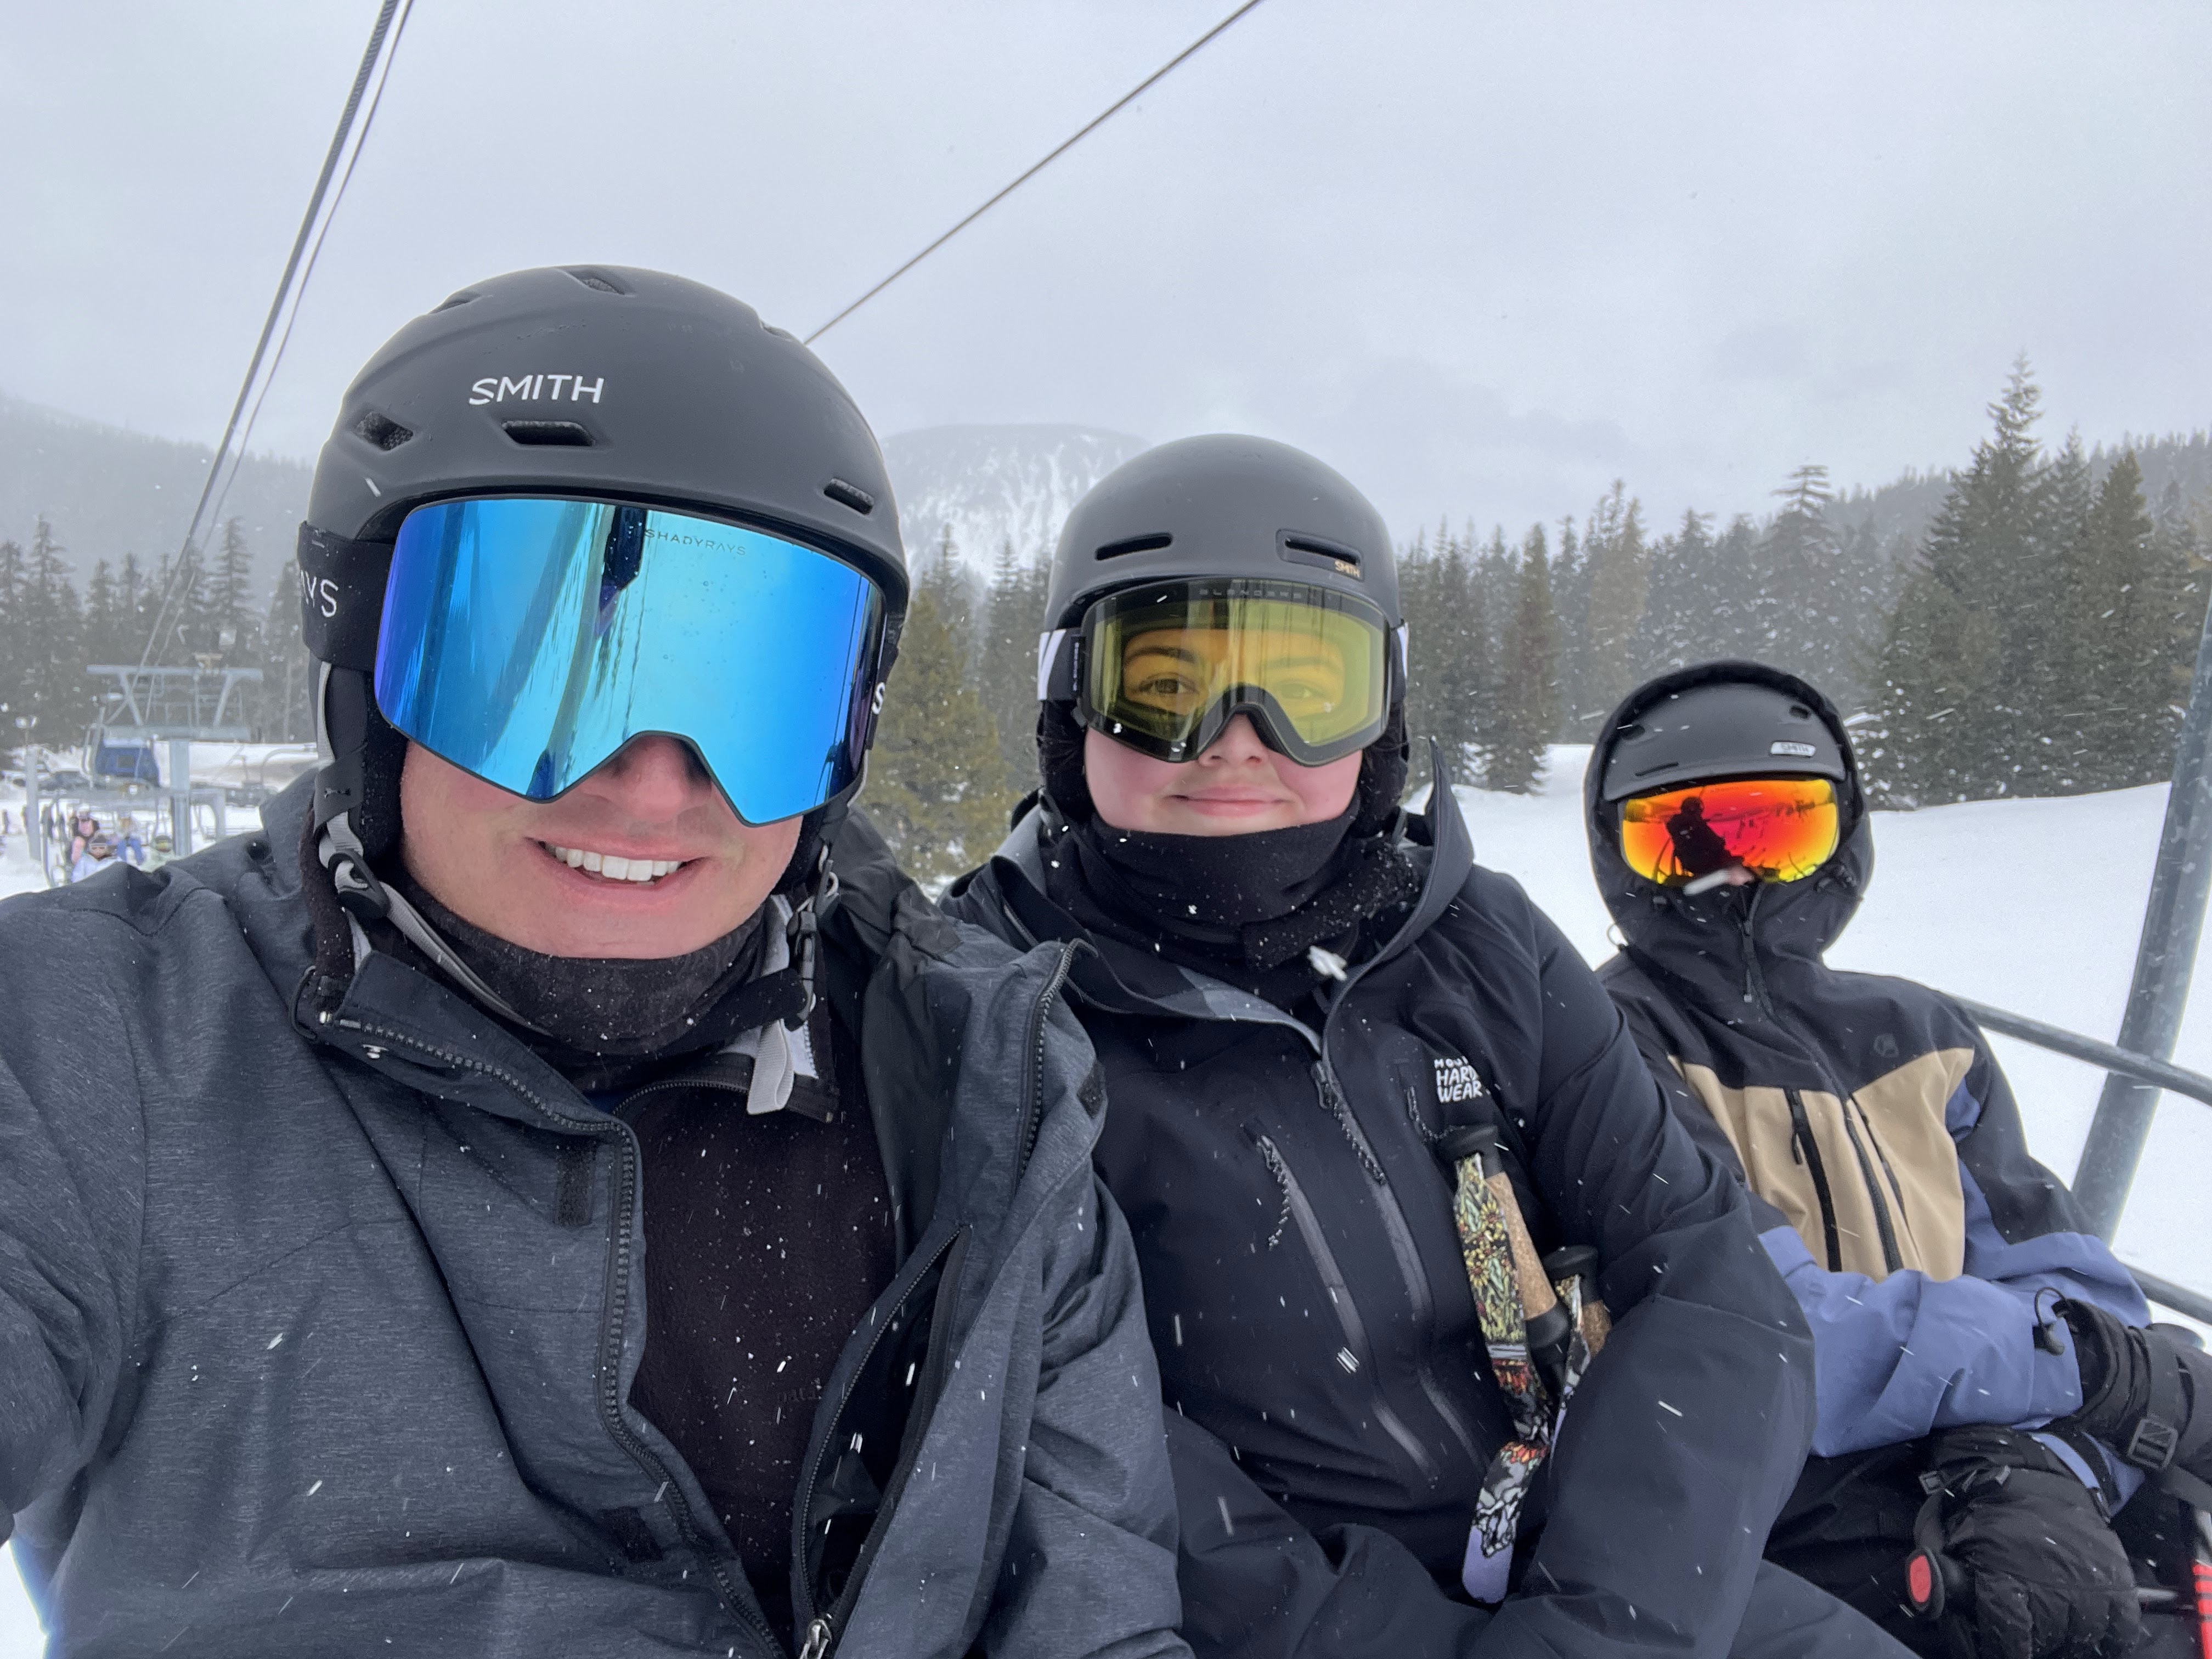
[803,0,1269,346]
[140,0,415,670]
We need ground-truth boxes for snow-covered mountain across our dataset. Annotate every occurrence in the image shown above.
[881,424,1147,573]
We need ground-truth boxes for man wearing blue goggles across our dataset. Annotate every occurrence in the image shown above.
[0,266,1189,1658]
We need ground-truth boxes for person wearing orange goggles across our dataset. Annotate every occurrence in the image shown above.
[1588,662,2205,1659]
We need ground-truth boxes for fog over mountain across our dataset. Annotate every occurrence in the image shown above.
[7,389,2207,613]
[0,394,311,597]
[0,398,1146,597]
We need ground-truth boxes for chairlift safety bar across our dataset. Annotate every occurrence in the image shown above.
[1949,993,2212,1326]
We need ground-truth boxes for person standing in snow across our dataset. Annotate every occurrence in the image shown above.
[0,267,1187,1659]
[1586,661,2212,1659]
[945,436,1904,1657]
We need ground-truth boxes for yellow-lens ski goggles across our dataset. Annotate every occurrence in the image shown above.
[1056,579,1396,764]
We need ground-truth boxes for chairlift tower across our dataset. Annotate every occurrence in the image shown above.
[86,664,263,856]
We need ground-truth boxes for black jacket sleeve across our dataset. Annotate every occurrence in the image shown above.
[0,896,145,1543]
[1166,1410,1493,1659]
[1487,902,1818,1656]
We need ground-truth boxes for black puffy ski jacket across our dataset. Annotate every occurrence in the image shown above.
[946,783,1820,1656]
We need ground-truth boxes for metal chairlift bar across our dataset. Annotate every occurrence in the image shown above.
[2127,1265,2212,1328]
[1951,995,2212,1110]
[1949,995,2211,1323]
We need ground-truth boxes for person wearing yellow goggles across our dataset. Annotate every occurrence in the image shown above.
[948,438,1901,1659]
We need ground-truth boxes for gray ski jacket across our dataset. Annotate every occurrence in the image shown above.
[0,777,1187,1659]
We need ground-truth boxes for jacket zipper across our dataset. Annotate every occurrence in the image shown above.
[1017,941,1084,1178]
[795,939,1074,1658]
[790,1226,969,1659]
[1836,1102,1906,1273]
[1253,1131,1440,1483]
[330,1017,778,1652]
[1784,1088,1845,1273]
[1310,1064,1482,1470]
[1736,896,1907,1276]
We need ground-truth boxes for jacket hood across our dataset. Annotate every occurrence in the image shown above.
[1584,661,1874,988]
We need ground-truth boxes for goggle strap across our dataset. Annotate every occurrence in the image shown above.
[1037,628,1077,702]
[297,523,393,671]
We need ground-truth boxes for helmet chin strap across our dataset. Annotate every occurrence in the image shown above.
[315,807,544,1032]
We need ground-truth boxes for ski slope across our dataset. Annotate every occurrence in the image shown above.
[2,757,2207,1649]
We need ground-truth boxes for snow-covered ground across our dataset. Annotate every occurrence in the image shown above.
[2,755,2207,1649]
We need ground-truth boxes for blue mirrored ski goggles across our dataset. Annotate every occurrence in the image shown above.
[374,496,888,825]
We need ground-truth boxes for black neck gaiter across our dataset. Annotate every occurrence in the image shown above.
[385,870,795,1086]
[1072,810,1357,943]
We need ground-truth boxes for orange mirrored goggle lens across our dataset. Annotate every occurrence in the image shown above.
[1617,776,1840,887]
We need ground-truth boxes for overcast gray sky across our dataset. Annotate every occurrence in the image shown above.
[4,1,2208,539]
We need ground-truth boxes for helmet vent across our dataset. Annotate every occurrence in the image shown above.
[564,268,629,295]
[1097,533,1172,561]
[430,289,480,313]
[353,411,415,451]
[823,478,875,515]
[502,420,594,447]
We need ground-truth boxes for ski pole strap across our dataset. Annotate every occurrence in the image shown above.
[1438,1124,1600,1604]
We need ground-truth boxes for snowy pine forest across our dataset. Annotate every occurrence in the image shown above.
[4,363,2210,887]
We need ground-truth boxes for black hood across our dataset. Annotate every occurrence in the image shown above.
[1584,661,1874,995]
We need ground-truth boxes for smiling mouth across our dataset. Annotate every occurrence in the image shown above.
[538,841,692,884]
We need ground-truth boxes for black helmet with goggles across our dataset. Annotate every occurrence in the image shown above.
[298,266,906,890]
[1039,436,1405,772]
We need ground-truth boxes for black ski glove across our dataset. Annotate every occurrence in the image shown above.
[2054,1301,2212,1508]
[1903,1425,2139,1659]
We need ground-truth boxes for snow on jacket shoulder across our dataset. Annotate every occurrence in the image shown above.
[0,775,1188,1659]
[1581,672,2147,1464]
[946,785,1818,1658]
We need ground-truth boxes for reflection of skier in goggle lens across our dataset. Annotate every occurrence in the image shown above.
[1597,669,1852,895]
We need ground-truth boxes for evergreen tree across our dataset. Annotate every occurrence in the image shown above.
[1870,362,2048,803]
[0,537,26,754]
[1635,508,1715,674]
[1580,481,1649,719]
[1755,464,1855,700]
[1550,514,1590,734]
[978,537,1050,787]
[2074,453,2174,786]
[210,520,262,664]
[2154,477,2210,722]
[261,561,319,743]
[1401,524,1496,789]
[861,549,1015,888]
[1490,526,1561,793]
[16,518,88,747]
[2030,433,2098,789]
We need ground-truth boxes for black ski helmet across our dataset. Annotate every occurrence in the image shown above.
[1035,434,1410,828]
[297,265,906,884]
[1598,662,1853,808]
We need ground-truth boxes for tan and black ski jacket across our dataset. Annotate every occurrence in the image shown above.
[1584,664,2147,1464]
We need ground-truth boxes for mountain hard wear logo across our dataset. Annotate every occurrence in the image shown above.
[468,374,605,406]
[1434,1054,1486,1103]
